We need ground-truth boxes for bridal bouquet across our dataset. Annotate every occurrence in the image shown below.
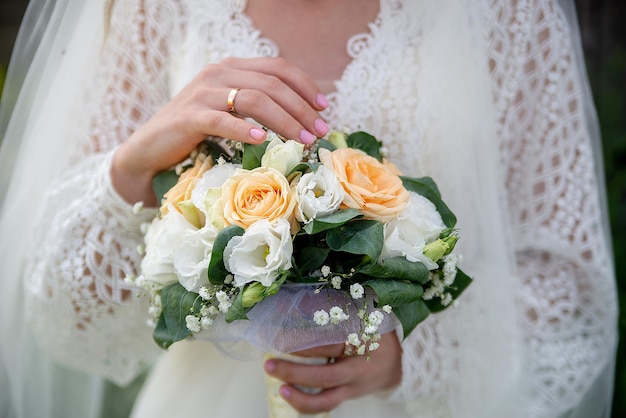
[133,130,471,357]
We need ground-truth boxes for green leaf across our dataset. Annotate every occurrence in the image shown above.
[225,289,249,322]
[303,209,363,234]
[316,139,337,153]
[424,268,473,313]
[326,220,384,261]
[207,225,245,285]
[288,162,319,177]
[364,279,424,307]
[242,141,270,169]
[152,170,179,204]
[153,313,174,349]
[153,283,203,349]
[346,131,383,161]
[401,176,457,228]
[358,257,430,284]
[393,299,430,339]
[293,246,331,275]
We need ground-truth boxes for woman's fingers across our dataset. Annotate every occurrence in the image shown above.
[218,57,327,110]
[265,357,353,390]
[279,384,353,414]
[198,64,329,142]
[264,332,403,414]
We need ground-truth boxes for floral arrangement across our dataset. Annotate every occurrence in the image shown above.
[132,130,471,356]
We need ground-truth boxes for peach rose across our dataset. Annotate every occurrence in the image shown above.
[319,148,409,222]
[218,167,297,229]
[161,155,214,228]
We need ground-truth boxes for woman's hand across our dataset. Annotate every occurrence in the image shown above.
[264,332,403,414]
[112,57,330,205]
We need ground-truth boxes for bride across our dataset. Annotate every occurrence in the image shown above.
[0,0,617,417]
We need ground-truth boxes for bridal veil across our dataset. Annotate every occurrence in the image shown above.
[0,1,111,417]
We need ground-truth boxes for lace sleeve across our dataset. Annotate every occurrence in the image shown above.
[488,0,617,414]
[23,0,181,385]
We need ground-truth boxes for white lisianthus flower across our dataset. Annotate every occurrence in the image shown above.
[172,224,218,292]
[380,192,446,270]
[141,206,196,287]
[382,304,393,314]
[314,310,330,326]
[261,136,304,176]
[350,283,365,300]
[294,165,345,223]
[223,219,293,287]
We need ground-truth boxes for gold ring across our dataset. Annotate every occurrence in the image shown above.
[227,88,240,115]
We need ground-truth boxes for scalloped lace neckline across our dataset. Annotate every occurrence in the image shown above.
[232,0,386,97]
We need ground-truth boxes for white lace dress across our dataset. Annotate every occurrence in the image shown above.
[21,0,617,417]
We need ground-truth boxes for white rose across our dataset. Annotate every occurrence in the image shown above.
[173,223,218,292]
[223,219,293,287]
[294,165,345,223]
[141,206,196,287]
[261,137,304,176]
[380,192,445,270]
[191,163,241,225]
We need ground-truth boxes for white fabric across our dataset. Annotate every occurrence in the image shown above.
[0,0,617,417]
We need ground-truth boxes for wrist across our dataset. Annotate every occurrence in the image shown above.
[111,144,158,206]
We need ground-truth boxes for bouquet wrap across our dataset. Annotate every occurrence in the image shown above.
[189,284,397,356]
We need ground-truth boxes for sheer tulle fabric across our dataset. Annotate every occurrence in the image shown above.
[0,3,113,417]
[0,0,617,417]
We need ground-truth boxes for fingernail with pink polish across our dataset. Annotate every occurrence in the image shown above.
[279,386,292,399]
[299,129,316,144]
[249,128,266,142]
[314,118,329,136]
[316,93,329,109]
[264,359,276,373]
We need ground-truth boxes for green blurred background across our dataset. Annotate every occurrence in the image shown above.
[1,0,624,416]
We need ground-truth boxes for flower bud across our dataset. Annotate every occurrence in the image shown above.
[423,239,449,263]
[328,131,348,149]
[442,233,459,255]
[241,281,280,308]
